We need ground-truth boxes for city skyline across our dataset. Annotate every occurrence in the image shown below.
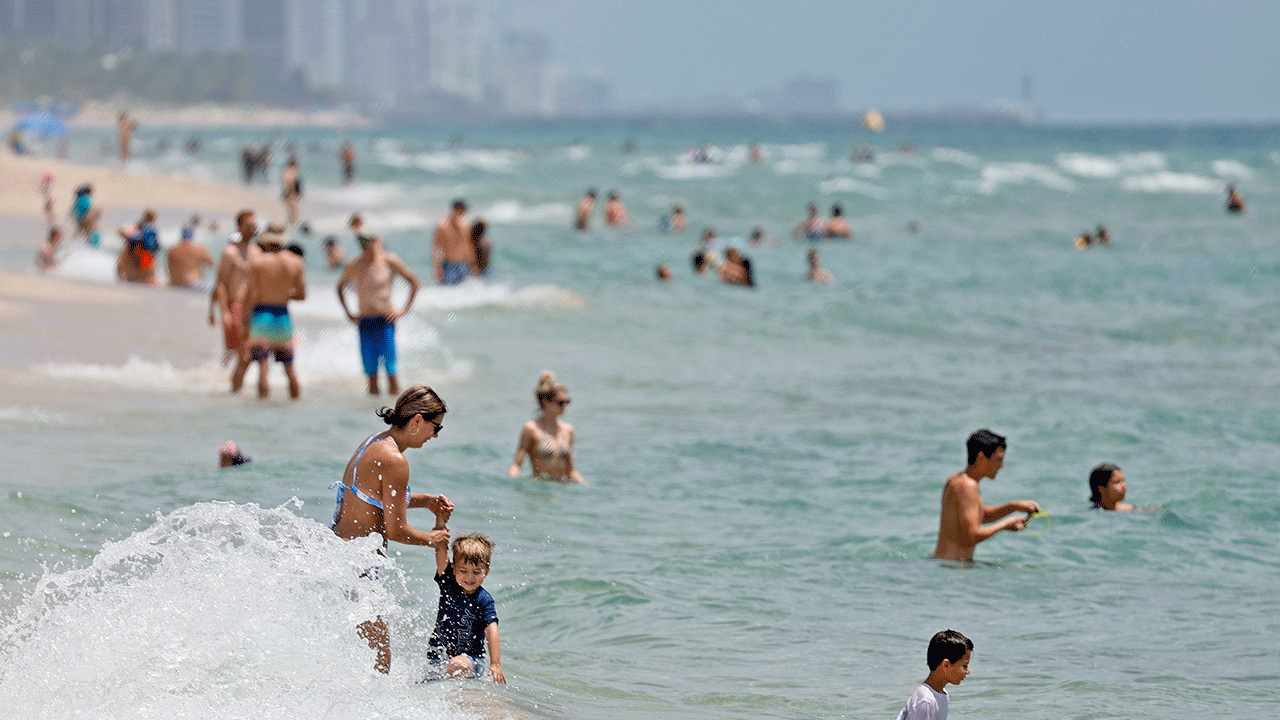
[2,0,1279,123]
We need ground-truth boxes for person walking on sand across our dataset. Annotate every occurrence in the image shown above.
[117,111,137,166]
[337,234,421,396]
[932,429,1041,562]
[211,210,259,373]
[330,386,454,674]
[508,372,585,483]
[281,157,303,226]
[240,223,306,399]
[433,199,476,285]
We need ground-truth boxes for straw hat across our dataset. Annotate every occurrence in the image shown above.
[258,221,288,247]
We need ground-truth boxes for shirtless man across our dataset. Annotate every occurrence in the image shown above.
[432,199,476,285]
[211,210,259,375]
[824,204,852,238]
[167,225,215,290]
[933,429,1041,562]
[1226,185,1245,214]
[117,111,136,166]
[337,234,421,395]
[604,191,631,227]
[575,189,596,231]
[281,157,302,226]
[240,223,307,399]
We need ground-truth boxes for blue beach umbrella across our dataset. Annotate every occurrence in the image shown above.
[14,111,67,137]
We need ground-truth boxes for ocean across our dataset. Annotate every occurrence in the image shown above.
[2,118,1279,719]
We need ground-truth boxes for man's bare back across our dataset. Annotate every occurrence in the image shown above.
[245,247,306,308]
[168,241,214,288]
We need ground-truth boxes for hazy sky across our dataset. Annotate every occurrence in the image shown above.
[502,0,1278,123]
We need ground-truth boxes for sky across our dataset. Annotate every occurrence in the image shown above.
[501,0,1280,124]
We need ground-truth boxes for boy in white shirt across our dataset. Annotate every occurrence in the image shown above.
[897,630,972,720]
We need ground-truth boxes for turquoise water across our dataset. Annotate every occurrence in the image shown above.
[2,120,1279,719]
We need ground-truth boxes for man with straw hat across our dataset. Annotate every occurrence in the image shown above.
[239,222,307,399]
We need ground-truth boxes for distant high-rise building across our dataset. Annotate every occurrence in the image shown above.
[243,0,286,89]
[285,0,344,91]
[177,0,242,54]
[427,0,486,103]
[496,31,553,116]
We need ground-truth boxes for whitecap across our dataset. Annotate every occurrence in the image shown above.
[973,162,1076,194]
[1211,160,1254,180]
[1121,172,1220,194]
[818,176,889,200]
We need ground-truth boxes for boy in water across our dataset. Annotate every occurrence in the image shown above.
[426,531,506,683]
[897,630,972,720]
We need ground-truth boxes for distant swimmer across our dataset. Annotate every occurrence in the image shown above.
[509,371,585,483]
[719,247,754,287]
[932,429,1041,562]
[656,264,673,281]
[340,141,356,185]
[167,218,215,290]
[1226,185,1245,214]
[793,203,823,240]
[825,204,852,238]
[604,191,631,227]
[749,141,762,163]
[669,205,687,232]
[1095,224,1111,246]
[896,630,972,720]
[1088,463,1135,511]
[1074,232,1093,250]
[432,199,476,285]
[806,248,833,284]
[218,441,251,468]
[697,227,723,269]
[330,387,454,674]
[117,110,137,166]
[336,233,421,396]
[575,189,596,231]
[323,236,345,270]
[471,219,492,277]
[241,223,306,399]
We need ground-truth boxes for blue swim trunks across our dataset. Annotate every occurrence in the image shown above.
[249,305,294,363]
[358,316,397,376]
[440,262,471,286]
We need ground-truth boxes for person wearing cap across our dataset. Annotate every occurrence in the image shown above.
[239,222,307,399]
[432,199,477,285]
[337,233,421,395]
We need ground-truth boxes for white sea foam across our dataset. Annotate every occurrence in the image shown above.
[1121,171,1220,194]
[0,501,477,719]
[1057,151,1166,178]
[479,199,573,225]
[973,162,1076,194]
[1211,159,1254,179]
[931,147,982,168]
[651,161,738,180]
[556,144,591,161]
[817,176,889,200]
[377,147,523,174]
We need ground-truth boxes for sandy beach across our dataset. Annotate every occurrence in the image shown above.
[0,149,295,408]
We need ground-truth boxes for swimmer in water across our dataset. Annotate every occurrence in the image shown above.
[806,247,833,283]
[508,371,584,483]
[1088,463,1134,511]
[604,191,631,227]
[1225,185,1245,214]
[932,429,1041,562]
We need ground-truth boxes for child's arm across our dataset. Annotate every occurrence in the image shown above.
[432,513,450,575]
[485,621,505,684]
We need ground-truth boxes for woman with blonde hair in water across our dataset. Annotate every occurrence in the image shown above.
[330,385,454,673]
[508,372,585,483]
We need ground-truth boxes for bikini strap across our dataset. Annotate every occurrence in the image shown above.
[329,434,396,529]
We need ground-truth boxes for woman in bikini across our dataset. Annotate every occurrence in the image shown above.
[508,371,585,483]
[331,385,454,673]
